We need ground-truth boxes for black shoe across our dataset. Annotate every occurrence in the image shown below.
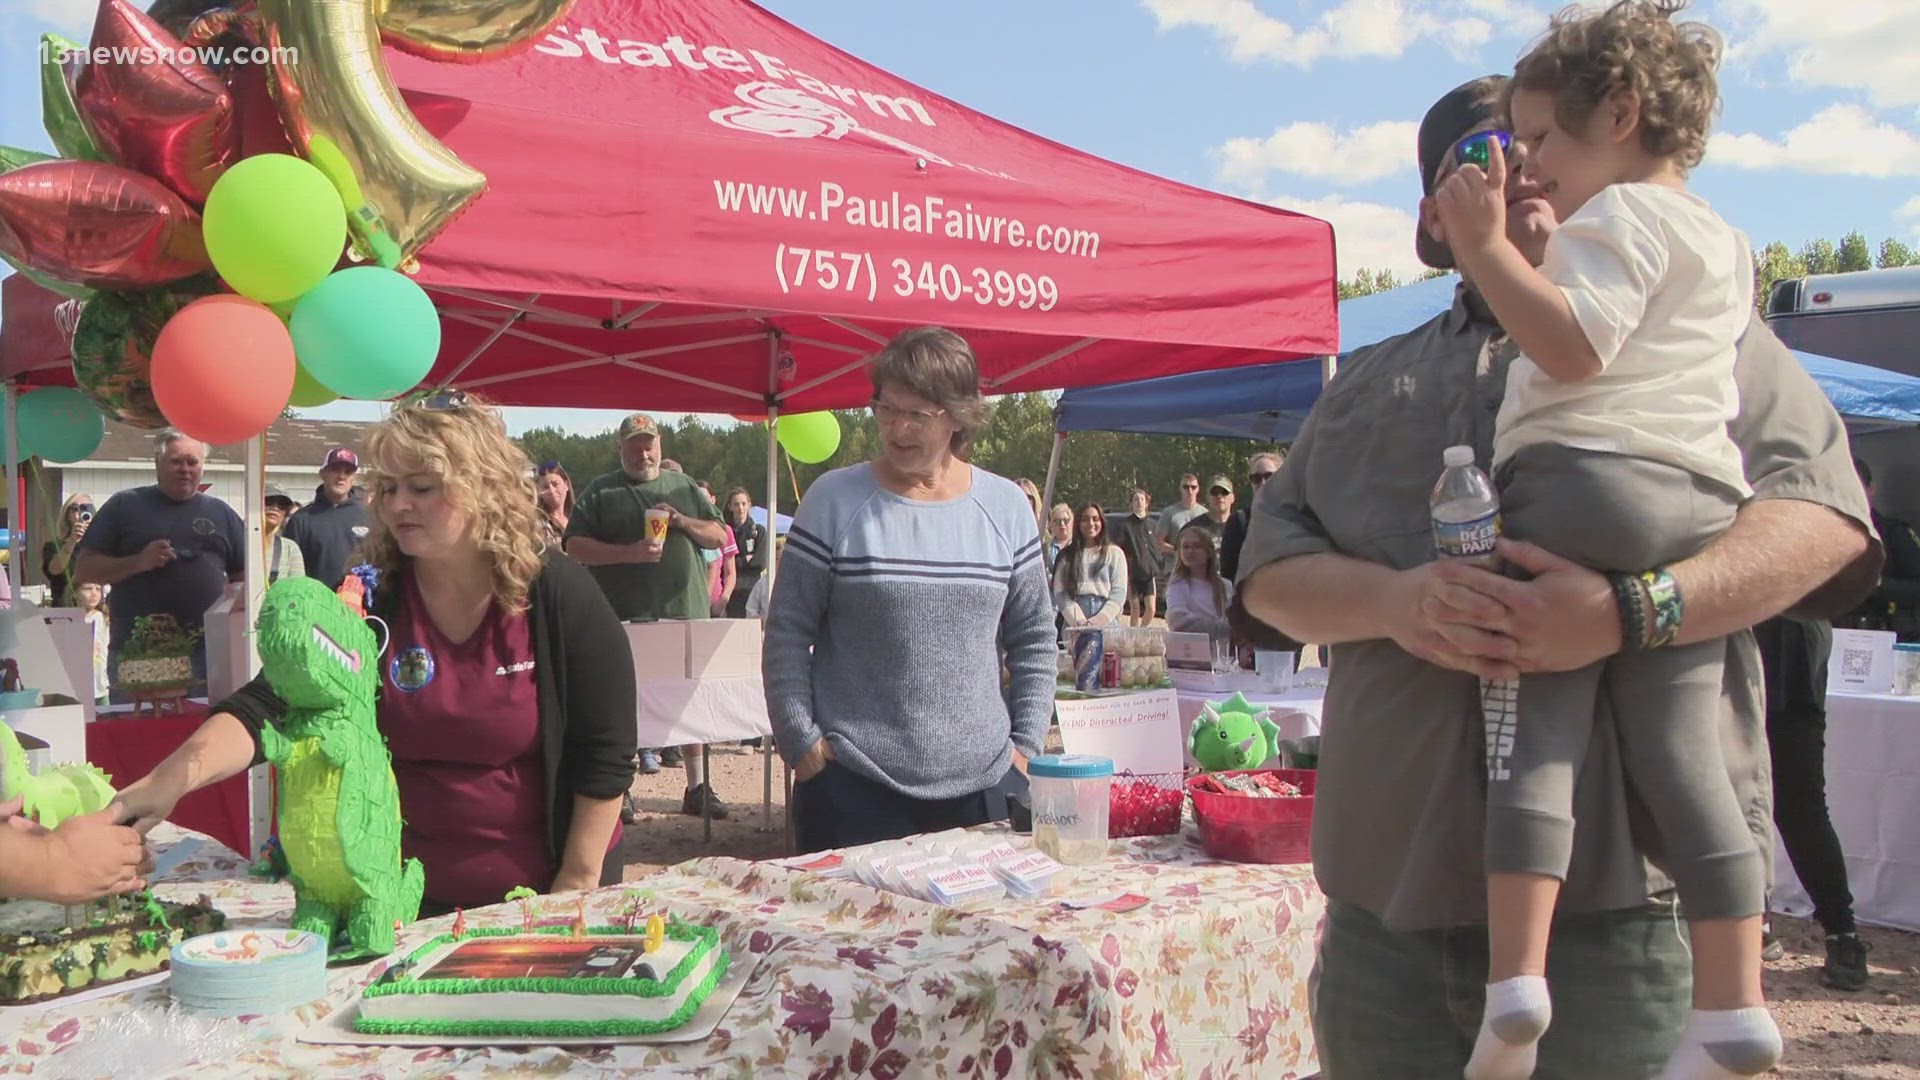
[659,746,685,767]
[681,782,730,820]
[1761,930,1785,962]
[620,791,639,825]
[1822,933,1869,990]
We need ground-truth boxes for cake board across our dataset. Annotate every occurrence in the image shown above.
[297,953,763,1048]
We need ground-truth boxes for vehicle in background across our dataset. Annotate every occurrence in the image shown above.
[1766,265,1920,377]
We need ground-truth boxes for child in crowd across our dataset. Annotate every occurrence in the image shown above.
[1165,525,1232,644]
[75,583,109,707]
[1430,3,1778,1078]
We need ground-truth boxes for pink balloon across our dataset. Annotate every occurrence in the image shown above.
[74,0,236,205]
[0,160,211,289]
[151,294,295,445]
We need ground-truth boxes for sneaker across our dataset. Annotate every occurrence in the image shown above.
[1822,933,1870,991]
[660,746,685,767]
[1761,930,1785,962]
[638,750,661,775]
[681,782,730,820]
[620,791,639,825]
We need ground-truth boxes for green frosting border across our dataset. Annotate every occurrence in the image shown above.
[352,949,731,1038]
[361,920,715,1003]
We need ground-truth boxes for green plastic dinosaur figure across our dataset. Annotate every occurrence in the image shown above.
[0,720,116,829]
[1188,693,1283,772]
[256,576,424,960]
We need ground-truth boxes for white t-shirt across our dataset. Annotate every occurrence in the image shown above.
[1492,183,1754,498]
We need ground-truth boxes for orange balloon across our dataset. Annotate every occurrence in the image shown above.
[151,294,296,445]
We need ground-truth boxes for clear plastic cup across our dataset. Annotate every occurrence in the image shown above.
[1027,754,1114,864]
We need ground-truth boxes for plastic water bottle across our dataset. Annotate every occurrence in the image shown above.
[1430,445,1501,559]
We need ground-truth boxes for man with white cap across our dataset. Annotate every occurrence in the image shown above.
[282,447,369,588]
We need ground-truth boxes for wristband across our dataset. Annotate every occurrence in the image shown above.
[1639,568,1683,648]
[1608,573,1648,653]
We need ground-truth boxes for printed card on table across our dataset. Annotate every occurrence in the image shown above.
[1053,689,1183,776]
[1828,628,1897,694]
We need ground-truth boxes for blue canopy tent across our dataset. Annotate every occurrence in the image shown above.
[1043,274,1920,504]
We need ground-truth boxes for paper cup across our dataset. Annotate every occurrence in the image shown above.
[645,508,671,543]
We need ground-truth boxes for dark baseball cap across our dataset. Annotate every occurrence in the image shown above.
[1415,76,1509,270]
[320,447,360,472]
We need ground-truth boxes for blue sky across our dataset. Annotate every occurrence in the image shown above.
[5,0,1916,435]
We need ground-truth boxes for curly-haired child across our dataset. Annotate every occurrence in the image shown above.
[1429,3,1781,1078]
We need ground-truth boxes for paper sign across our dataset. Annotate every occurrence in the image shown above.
[1053,689,1183,775]
[1829,628,1897,694]
[1164,632,1212,672]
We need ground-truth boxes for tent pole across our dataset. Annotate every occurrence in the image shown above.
[1040,430,1064,517]
[3,383,18,598]
[762,332,781,841]
[1321,354,1338,386]
[244,434,272,856]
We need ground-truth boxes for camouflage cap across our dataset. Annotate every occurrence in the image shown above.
[617,413,660,441]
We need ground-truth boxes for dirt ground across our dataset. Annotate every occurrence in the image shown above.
[618,743,1920,1078]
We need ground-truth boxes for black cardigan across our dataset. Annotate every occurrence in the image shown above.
[216,552,637,881]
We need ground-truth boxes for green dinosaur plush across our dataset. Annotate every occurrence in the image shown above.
[257,576,424,961]
[1188,693,1282,772]
[0,720,116,829]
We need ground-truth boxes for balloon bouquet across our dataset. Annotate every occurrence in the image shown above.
[0,0,578,452]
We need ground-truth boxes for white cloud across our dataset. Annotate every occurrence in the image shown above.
[1141,0,1494,67]
[1713,0,1920,108]
[1898,197,1920,240]
[1708,105,1920,177]
[1214,119,1419,193]
[1269,193,1428,280]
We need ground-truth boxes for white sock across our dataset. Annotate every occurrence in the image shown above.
[1466,975,1551,1080]
[1659,1007,1781,1079]
[683,748,706,788]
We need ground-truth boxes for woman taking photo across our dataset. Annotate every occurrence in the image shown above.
[765,326,1055,853]
[1052,502,1127,630]
[42,494,94,605]
[114,392,636,912]
[722,487,769,619]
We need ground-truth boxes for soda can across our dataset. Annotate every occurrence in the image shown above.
[1102,652,1123,689]
[1071,629,1104,693]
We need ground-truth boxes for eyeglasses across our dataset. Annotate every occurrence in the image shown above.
[408,388,469,411]
[1451,129,1513,171]
[1249,472,1274,485]
[869,399,947,430]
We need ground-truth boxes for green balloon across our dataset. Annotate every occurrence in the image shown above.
[0,145,93,299]
[290,267,440,400]
[777,411,841,464]
[203,154,348,304]
[287,362,339,408]
[15,387,105,464]
[40,35,103,163]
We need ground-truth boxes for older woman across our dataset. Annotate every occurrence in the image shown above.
[41,493,94,605]
[765,326,1055,853]
[114,392,636,912]
[1045,502,1073,572]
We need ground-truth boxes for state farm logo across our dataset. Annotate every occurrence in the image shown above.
[710,82,950,164]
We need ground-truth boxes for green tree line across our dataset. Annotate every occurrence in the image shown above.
[518,231,1916,514]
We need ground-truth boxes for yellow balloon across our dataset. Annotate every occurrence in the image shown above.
[253,1,574,268]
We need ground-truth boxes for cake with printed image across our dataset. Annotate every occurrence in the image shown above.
[0,894,227,1006]
[353,915,730,1037]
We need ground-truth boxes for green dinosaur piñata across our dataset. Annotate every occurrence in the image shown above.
[257,576,423,960]
[0,720,115,829]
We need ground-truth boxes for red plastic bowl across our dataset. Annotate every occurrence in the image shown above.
[1185,769,1316,864]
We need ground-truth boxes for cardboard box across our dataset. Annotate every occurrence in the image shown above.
[627,621,690,684]
[686,619,762,680]
[203,584,253,705]
[5,704,87,765]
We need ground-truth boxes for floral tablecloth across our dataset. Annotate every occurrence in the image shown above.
[1,825,1323,1078]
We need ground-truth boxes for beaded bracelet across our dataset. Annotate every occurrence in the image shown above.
[1639,568,1683,648]
[1608,572,1649,653]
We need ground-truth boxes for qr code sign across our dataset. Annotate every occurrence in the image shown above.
[1840,647,1874,681]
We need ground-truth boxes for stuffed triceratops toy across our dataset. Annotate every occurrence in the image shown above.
[1188,693,1282,772]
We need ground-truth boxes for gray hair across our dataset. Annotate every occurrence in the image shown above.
[868,326,989,457]
[153,429,204,461]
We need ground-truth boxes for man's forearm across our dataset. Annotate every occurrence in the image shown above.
[1669,498,1871,644]
[1240,552,1405,646]
[71,552,142,587]
[564,536,636,566]
[680,518,727,549]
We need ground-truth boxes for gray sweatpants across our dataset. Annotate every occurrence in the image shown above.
[1486,443,1763,920]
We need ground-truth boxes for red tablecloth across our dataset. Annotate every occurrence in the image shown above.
[86,707,257,857]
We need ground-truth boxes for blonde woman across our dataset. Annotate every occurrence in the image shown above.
[115,391,637,914]
[1015,478,1044,536]
[41,493,95,605]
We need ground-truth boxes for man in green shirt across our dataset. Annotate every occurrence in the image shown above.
[566,413,731,818]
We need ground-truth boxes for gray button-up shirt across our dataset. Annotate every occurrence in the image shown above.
[1238,284,1880,931]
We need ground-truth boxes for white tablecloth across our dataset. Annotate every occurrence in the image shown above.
[636,675,772,748]
[1770,691,1920,932]
[1176,686,1325,767]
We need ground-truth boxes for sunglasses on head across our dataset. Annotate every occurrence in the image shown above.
[406,388,469,412]
[537,460,564,474]
[1451,129,1512,171]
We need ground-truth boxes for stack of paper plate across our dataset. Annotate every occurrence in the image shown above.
[170,929,327,1016]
